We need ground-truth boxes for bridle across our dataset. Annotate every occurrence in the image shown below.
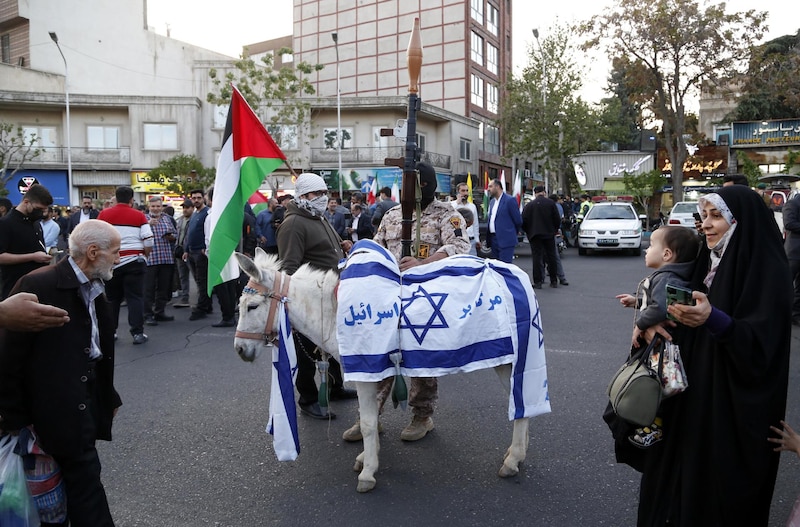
[234,270,291,345]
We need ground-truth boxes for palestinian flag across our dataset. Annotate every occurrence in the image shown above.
[248,190,270,215]
[207,85,286,294]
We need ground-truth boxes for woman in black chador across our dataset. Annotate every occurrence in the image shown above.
[637,185,791,526]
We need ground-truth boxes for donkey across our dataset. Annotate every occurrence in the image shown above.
[233,246,549,493]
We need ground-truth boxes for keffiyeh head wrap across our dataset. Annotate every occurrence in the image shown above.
[697,193,737,288]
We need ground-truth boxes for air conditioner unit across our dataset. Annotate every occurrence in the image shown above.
[524,169,531,178]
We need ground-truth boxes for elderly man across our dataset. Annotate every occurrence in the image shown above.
[277,172,356,419]
[144,196,178,326]
[0,219,123,526]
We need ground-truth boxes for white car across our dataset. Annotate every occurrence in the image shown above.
[578,201,643,256]
[667,201,699,229]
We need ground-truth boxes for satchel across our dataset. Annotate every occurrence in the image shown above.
[173,244,184,259]
[607,335,664,427]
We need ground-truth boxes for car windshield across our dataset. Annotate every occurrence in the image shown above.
[586,205,636,220]
[672,203,698,214]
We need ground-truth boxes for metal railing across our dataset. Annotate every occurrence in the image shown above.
[311,146,450,169]
[8,147,131,165]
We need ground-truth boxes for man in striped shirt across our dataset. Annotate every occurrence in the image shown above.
[98,186,153,345]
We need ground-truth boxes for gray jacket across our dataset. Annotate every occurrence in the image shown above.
[634,260,695,330]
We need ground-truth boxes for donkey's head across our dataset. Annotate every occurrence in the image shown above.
[233,248,284,362]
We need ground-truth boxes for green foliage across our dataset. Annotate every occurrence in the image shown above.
[580,0,767,204]
[735,151,762,186]
[0,122,41,196]
[783,150,800,175]
[730,32,800,121]
[597,57,647,149]
[622,168,666,226]
[145,154,215,197]
[207,46,324,128]
[499,22,597,194]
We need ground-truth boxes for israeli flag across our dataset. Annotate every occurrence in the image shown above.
[266,304,300,461]
[337,239,551,420]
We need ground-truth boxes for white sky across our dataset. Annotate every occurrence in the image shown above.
[147,0,797,105]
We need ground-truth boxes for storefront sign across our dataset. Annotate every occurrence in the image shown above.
[3,170,69,205]
[732,119,800,147]
[658,146,728,179]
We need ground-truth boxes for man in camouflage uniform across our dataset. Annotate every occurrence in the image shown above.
[342,162,470,442]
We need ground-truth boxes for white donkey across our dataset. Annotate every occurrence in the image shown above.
[233,245,549,493]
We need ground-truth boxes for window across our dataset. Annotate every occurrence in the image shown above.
[212,104,228,129]
[471,32,484,65]
[486,44,499,75]
[87,126,119,149]
[22,126,57,149]
[416,133,427,153]
[485,124,500,155]
[267,124,299,150]
[470,0,484,24]
[487,4,499,36]
[459,138,471,161]
[1,34,10,64]
[281,52,293,64]
[487,83,499,114]
[323,127,353,150]
[143,123,178,150]
[471,74,484,108]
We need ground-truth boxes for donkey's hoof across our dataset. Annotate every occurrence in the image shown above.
[357,478,376,493]
[498,463,520,478]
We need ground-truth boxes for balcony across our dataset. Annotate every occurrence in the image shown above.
[8,147,131,167]
[310,147,450,170]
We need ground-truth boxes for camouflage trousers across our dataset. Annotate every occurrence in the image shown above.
[376,376,438,418]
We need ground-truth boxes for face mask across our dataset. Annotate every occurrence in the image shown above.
[28,208,44,221]
[309,195,329,215]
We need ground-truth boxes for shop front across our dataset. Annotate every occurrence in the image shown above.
[2,169,69,206]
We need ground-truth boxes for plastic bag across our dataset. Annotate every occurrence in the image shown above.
[17,427,67,524]
[648,340,688,398]
[0,434,40,527]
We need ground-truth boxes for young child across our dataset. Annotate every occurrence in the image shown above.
[615,226,700,448]
[769,421,800,526]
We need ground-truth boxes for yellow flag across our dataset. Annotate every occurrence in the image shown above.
[466,172,473,204]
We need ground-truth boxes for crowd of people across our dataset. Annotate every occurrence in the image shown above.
[1,171,799,525]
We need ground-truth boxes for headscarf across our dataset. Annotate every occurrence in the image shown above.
[696,193,737,288]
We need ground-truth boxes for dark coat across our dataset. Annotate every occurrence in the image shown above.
[522,195,561,239]
[784,194,800,260]
[0,258,122,458]
[487,193,522,250]
[69,209,99,233]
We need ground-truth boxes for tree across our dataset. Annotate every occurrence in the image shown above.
[735,151,762,186]
[207,47,324,149]
[729,32,800,121]
[622,168,666,230]
[146,154,215,197]
[581,0,767,204]
[499,22,597,194]
[597,57,648,150]
[0,122,41,198]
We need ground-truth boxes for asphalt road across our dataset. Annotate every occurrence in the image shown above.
[101,241,800,526]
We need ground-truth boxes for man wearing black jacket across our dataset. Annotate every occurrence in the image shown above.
[522,185,561,288]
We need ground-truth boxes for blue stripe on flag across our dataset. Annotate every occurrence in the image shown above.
[488,262,533,419]
[275,310,300,456]
[350,239,395,263]
[341,261,401,283]
[402,337,514,369]
[340,353,394,375]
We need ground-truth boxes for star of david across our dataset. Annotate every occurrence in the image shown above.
[398,285,449,345]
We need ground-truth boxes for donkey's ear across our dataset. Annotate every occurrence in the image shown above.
[235,252,260,281]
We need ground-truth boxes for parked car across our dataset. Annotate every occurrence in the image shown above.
[667,201,699,229]
[577,200,643,256]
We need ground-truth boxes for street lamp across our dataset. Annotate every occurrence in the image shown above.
[332,32,343,199]
[532,29,549,192]
[49,31,73,204]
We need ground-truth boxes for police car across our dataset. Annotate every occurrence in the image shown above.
[577,198,643,256]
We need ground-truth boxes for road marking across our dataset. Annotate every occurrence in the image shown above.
[547,348,599,356]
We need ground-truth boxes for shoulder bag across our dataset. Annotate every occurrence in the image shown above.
[607,335,664,427]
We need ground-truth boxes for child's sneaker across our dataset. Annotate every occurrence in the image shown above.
[628,422,663,448]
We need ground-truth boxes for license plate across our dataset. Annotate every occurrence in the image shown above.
[597,238,618,246]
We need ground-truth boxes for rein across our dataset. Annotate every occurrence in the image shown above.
[234,271,291,344]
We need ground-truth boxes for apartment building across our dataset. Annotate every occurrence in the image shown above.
[0,0,232,205]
